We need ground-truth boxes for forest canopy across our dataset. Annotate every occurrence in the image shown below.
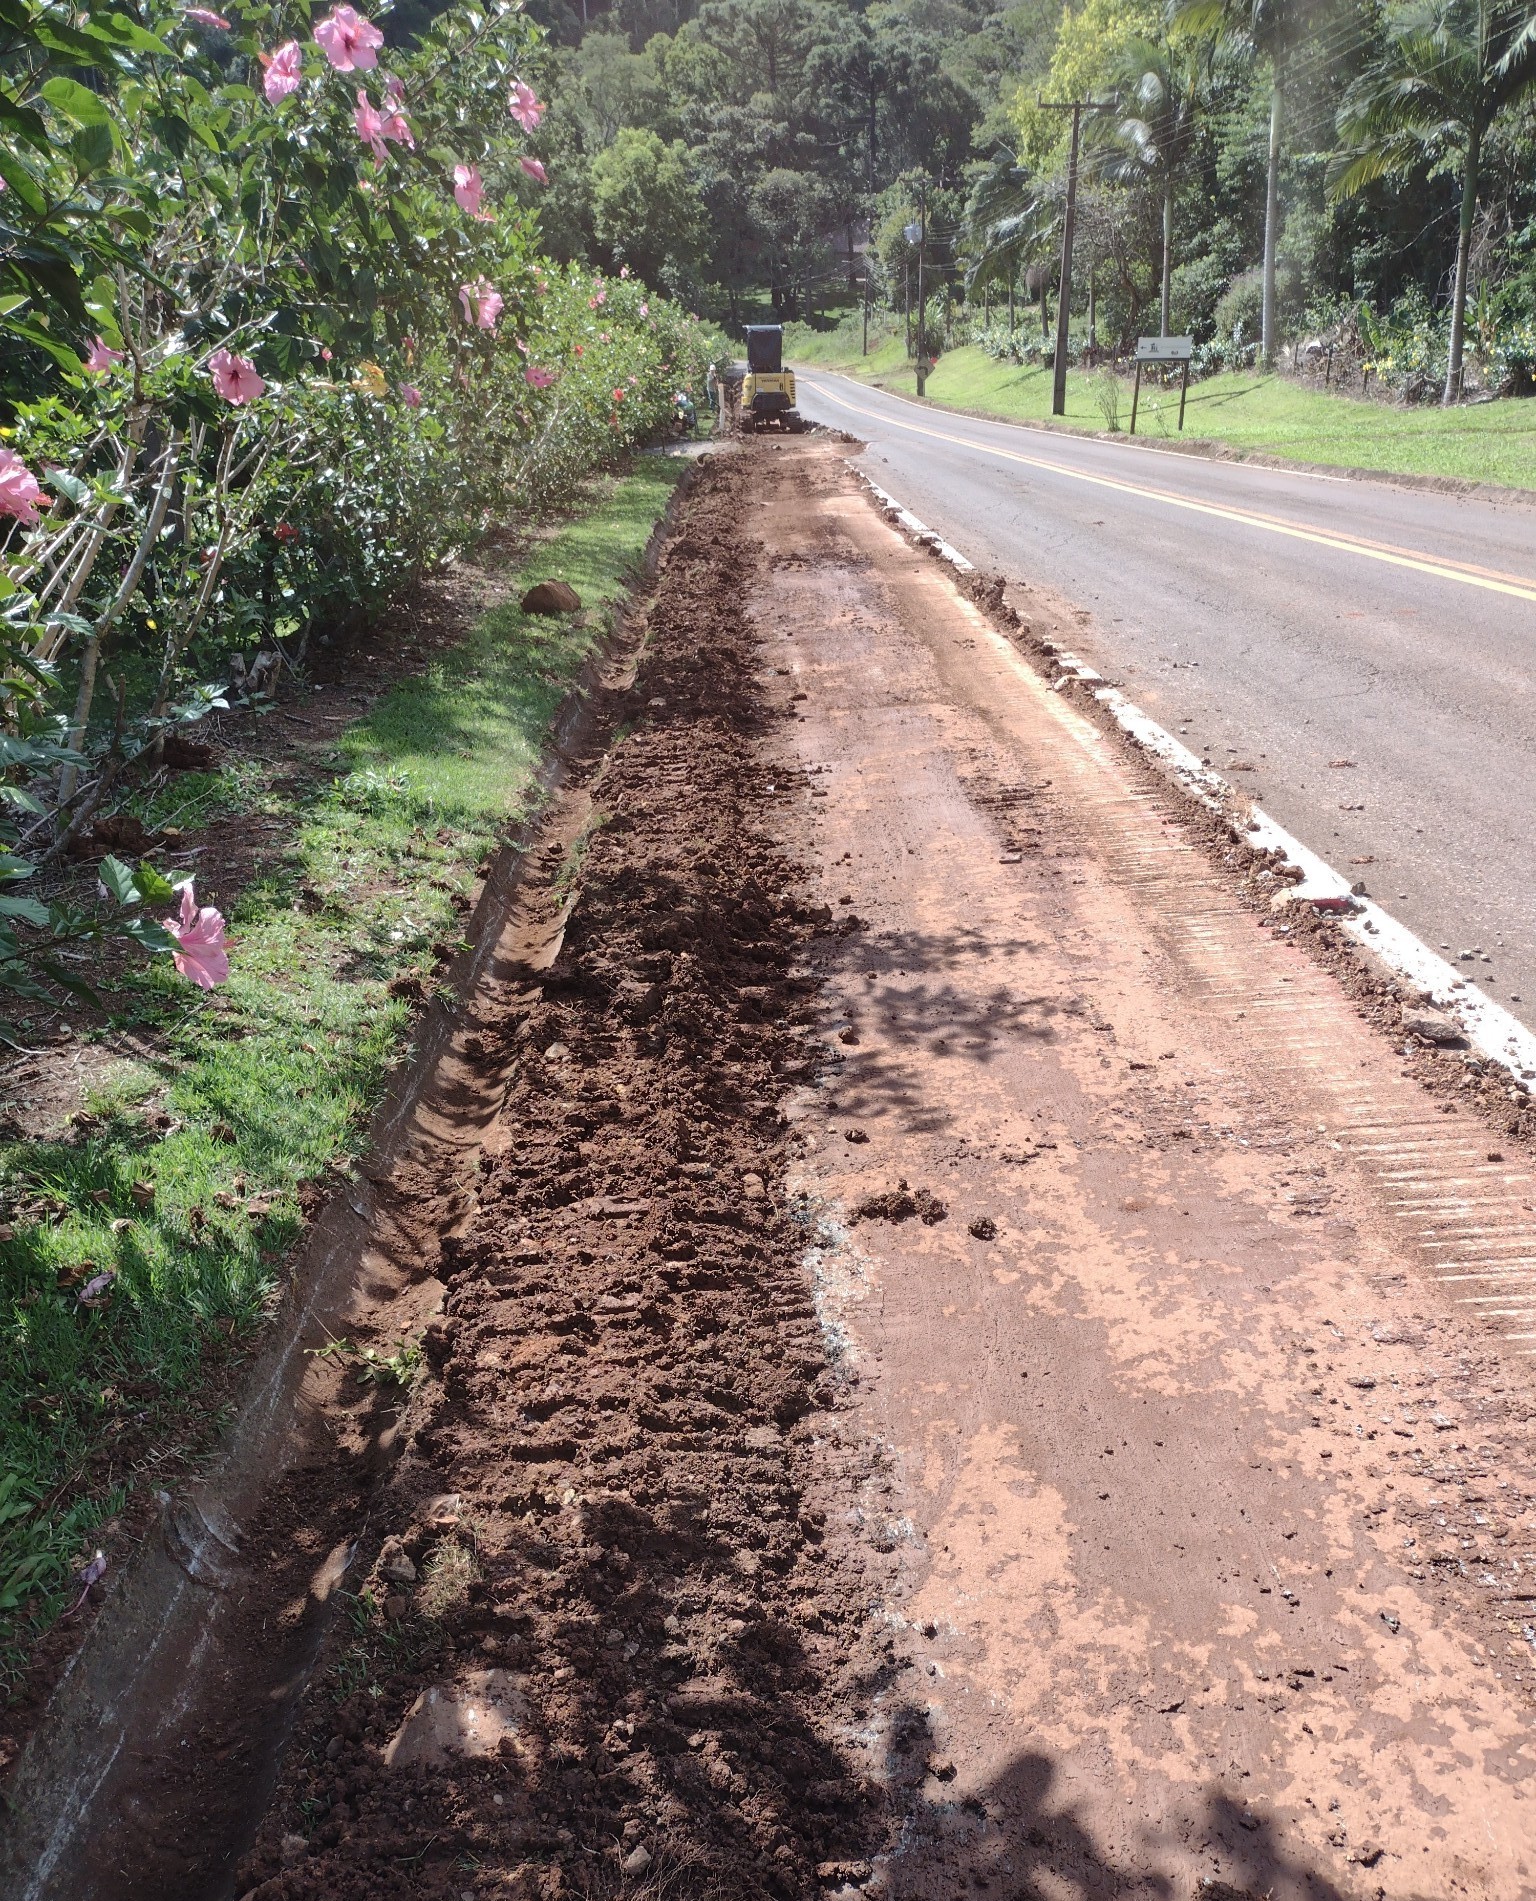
[520,0,1536,402]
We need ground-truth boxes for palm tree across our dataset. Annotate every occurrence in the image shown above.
[1332,0,1536,403]
[1088,38,1206,337]
[1175,0,1318,368]
[963,152,1059,336]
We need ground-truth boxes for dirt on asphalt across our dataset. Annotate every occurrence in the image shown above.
[20,437,1536,1901]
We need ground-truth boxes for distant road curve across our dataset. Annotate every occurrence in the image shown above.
[796,368,1536,1027]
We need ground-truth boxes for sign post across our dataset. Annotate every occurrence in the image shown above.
[1130,335,1194,435]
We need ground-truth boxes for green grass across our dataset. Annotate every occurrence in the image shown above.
[786,325,1536,491]
[0,459,685,1687]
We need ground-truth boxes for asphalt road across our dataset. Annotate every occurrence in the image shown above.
[795,369,1536,1030]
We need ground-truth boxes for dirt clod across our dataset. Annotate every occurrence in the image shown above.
[520,578,582,615]
[853,1185,948,1225]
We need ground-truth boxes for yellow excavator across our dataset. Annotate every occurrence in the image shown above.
[740,325,805,433]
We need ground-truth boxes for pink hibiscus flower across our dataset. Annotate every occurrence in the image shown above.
[354,89,387,164]
[400,383,422,407]
[314,4,382,70]
[453,164,492,220]
[519,156,547,185]
[83,336,125,373]
[508,79,543,131]
[207,348,265,404]
[163,882,230,990]
[0,448,44,526]
[458,277,503,330]
[261,40,303,102]
[379,83,413,148]
[525,366,556,388]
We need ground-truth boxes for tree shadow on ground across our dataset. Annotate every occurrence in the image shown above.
[878,1709,1359,1901]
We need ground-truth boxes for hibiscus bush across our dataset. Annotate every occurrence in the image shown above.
[0,0,713,1023]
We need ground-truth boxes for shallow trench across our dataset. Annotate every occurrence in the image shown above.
[0,475,696,1901]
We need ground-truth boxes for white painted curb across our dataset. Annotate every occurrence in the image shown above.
[855,471,974,573]
[850,461,1536,1095]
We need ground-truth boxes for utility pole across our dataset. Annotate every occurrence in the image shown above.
[917,183,928,396]
[1037,96,1113,417]
[904,185,928,396]
[862,272,869,356]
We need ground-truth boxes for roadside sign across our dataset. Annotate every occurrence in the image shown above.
[1134,336,1193,361]
[1129,337,1195,435]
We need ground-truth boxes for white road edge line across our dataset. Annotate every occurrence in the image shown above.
[846,460,1536,1099]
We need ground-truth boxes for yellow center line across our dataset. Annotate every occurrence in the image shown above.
[799,374,1536,606]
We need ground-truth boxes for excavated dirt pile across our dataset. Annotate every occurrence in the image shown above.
[235,454,887,1900]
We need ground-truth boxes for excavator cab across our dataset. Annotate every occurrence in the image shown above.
[740,325,805,433]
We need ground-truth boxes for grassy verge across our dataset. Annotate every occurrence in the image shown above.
[0,459,685,1690]
[787,326,1536,491]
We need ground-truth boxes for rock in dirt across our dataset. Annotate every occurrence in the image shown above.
[382,1669,528,1769]
[520,578,582,615]
[620,1844,653,1876]
[1402,1006,1464,1044]
[968,1214,997,1240]
[377,1535,416,1584]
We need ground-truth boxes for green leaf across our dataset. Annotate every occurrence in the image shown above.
[40,75,114,129]
[71,120,117,174]
[97,855,138,905]
[1,313,89,373]
[46,469,92,509]
[0,787,45,815]
[133,862,177,904]
[32,957,103,1006]
[97,13,173,55]
[119,917,176,957]
[0,90,51,153]
[0,854,36,882]
[0,896,50,927]
[0,149,49,215]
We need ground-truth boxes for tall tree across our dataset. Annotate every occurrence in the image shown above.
[1175,0,1320,367]
[1332,0,1536,402]
[1089,37,1206,335]
[591,127,708,285]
